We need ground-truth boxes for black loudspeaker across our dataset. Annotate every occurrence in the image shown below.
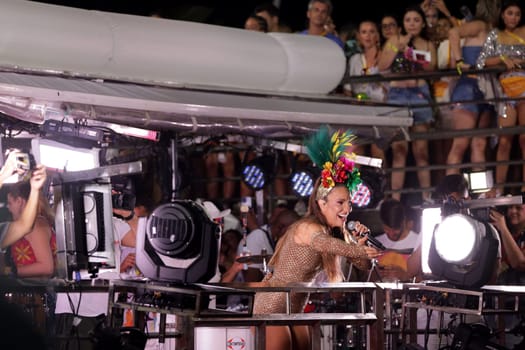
[136,200,220,283]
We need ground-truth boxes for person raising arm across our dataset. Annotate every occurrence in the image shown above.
[0,150,47,249]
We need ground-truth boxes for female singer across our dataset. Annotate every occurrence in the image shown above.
[252,126,381,350]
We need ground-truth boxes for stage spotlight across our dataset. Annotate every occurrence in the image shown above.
[289,167,319,198]
[350,166,385,209]
[463,170,493,194]
[136,200,220,283]
[241,155,276,191]
[428,213,499,288]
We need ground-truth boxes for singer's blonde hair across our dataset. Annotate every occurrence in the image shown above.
[306,179,347,282]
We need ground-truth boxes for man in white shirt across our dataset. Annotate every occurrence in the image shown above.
[375,198,422,282]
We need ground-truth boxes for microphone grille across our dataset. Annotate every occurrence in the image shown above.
[347,220,356,230]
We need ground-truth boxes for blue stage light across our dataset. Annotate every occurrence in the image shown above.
[241,155,275,191]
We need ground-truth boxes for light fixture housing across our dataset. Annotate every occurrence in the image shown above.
[428,213,499,288]
[463,170,493,194]
[289,166,320,198]
[241,154,276,191]
[136,200,220,283]
[350,166,385,209]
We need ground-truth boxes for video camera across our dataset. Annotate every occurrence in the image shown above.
[112,191,136,211]
[111,175,136,211]
[441,195,520,223]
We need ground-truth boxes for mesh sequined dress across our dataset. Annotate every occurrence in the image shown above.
[253,221,369,314]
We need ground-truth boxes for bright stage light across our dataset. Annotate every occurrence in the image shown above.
[350,166,385,209]
[428,213,499,288]
[350,182,372,208]
[241,155,276,191]
[289,170,315,197]
[464,170,493,194]
[433,214,479,264]
[421,207,441,275]
[31,138,99,172]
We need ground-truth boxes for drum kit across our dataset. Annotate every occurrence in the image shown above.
[236,252,272,275]
[235,254,272,265]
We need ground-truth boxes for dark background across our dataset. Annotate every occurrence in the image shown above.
[32,0,479,32]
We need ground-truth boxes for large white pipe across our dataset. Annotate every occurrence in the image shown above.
[0,0,345,94]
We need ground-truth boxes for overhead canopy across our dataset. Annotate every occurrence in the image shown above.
[0,0,412,144]
[0,70,411,141]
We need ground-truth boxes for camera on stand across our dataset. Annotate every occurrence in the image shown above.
[111,176,136,211]
[441,196,512,224]
[111,192,136,211]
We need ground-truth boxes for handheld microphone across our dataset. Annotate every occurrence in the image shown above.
[347,221,386,251]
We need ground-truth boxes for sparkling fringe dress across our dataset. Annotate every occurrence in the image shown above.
[253,220,370,314]
[476,28,525,106]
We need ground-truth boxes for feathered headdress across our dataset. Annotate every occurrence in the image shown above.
[304,125,361,199]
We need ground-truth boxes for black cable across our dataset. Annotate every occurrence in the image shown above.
[65,291,75,350]
[64,283,83,350]
[75,284,82,350]
[425,309,433,348]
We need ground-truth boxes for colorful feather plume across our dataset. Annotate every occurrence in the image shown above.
[304,125,361,194]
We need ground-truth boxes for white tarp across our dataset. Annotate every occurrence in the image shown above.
[0,0,345,95]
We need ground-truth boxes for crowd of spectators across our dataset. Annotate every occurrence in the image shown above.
[237,0,525,207]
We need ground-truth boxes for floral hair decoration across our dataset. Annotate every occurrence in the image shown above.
[304,125,361,199]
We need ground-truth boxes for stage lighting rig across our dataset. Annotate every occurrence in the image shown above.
[241,153,277,191]
[136,200,220,283]
[428,213,499,288]
[350,166,385,209]
[42,119,112,147]
[463,170,494,195]
[423,195,522,289]
[289,166,320,198]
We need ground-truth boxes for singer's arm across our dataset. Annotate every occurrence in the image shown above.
[304,227,381,270]
[406,246,423,281]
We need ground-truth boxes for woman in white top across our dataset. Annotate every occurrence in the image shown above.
[344,19,386,163]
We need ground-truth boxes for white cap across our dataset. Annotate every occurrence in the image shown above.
[202,200,231,220]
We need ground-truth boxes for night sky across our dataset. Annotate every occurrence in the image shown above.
[31,0,479,32]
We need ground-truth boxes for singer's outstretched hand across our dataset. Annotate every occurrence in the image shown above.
[361,242,382,260]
